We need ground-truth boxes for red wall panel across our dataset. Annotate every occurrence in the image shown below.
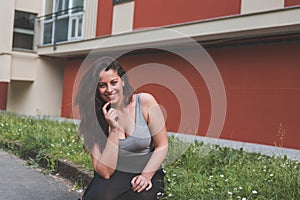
[285,0,300,7]
[116,41,300,149]
[61,60,81,118]
[0,82,8,110]
[208,41,300,149]
[118,51,211,135]
[61,40,300,149]
[96,0,113,37]
[133,0,241,29]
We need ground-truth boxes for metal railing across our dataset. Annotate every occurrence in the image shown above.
[38,6,84,50]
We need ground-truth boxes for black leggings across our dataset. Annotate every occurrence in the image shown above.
[82,169,165,200]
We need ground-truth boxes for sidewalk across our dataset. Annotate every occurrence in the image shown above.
[0,150,82,200]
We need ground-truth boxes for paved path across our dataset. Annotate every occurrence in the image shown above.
[0,150,82,200]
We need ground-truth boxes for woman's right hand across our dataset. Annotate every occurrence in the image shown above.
[102,101,119,130]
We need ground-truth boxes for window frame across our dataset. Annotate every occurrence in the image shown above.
[40,0,84,45]
[12,10,37,51]
[112,0,134,5]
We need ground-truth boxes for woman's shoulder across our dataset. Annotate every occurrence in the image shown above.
[138,92,158,107]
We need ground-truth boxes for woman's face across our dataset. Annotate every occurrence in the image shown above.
[98,69,124,105]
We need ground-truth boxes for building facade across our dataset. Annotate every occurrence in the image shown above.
[1,0,300,149]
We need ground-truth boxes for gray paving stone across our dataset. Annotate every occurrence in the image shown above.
[0,150,82,200]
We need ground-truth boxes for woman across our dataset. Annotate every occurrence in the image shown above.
[76,57,168,200]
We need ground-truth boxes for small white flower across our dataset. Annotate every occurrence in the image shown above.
[157,192,162,196]
[76,189,83,193]
[220,174,224,178]
[270,173,274,177]
[209,188,213,191]
[228,191,233,195]
[252,190,258,194]
[239,186,243,190]
[172,174,177,177]
[242,198,247,200]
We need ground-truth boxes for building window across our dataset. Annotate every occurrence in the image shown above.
[40,0,84,45]
[13,10,37,50]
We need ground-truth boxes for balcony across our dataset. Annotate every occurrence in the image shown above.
[38,6,84,47]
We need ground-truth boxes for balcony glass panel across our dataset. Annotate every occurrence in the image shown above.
[43,22,53,44]
[55,17,69,42]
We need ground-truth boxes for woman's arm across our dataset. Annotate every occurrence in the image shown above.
[131,93,169,192]
[91,102,122,179]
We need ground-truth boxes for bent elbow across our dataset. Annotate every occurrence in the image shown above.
[103,175,111,180]
[95,167,115,179]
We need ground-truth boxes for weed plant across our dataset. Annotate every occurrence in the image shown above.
[0,113,299,199]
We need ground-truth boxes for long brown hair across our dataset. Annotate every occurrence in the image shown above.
[75,57,134,151]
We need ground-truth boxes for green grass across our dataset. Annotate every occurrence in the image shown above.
[0,113,299,200]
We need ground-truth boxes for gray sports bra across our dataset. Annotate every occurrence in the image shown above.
[119,93,152,155]
[117,93,154,173]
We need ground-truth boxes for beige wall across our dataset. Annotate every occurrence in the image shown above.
[241,0,284,14]
[10,52,37,81]
[83,0,98,39]
[112,1,135,35]
[0,54,12,82]
[15,0,43,13]
[7,57,65,116]
[0,1,15,82]
[2,0,64,116]
[0,1,15,53]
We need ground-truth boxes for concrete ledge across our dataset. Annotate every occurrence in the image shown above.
[57,158,93,186]
[169,132,300,162]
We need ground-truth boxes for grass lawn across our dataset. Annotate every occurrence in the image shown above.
[0,113,299,200]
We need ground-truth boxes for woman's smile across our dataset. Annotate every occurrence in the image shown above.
[98,69,124,106]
